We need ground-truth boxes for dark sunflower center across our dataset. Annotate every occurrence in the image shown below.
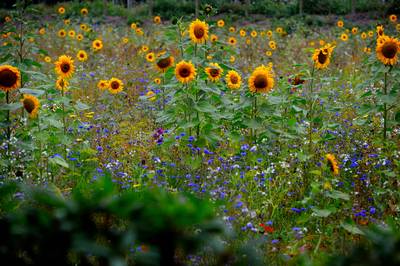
[230,39,235,43]
[254,75,268,89]
[318,51,328,64]
[179,66,191,78]
[194,26,205,39]
[293,76,304,85]
[61,63,70,73]
[59,79,65,87]
[96,42,100,47]
[111,81,119,90]
[80,53,84,58]
[23,99,35,113]
[209,68,220,77]
[327,160,335,172]
[157,58,171,69]
[0,69,18,87]
[382,42,397,59]
[230,75,238,84]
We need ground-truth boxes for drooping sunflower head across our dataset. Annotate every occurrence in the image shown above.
[153,16,161,24]
[146,52,155,62]
[81,8,88,16]
[376,25,384,37]
[326,154,339,175]
[175,60,196,84]
[228,37,237,46]
[312,44,335,69]
[92,39,103,51]
[97,80,109,90]
[189,19,209,44]
[156,55,174,72]
[376,35,399,66]
[108,78,124,94]
[248,65,274,94]
[56,77,69,91]
[21,94,40,118]
[54,55,75,79]
[77,50,88,62]
[0,65,21,92]
[225,70,241,90]
[205,63,223,82]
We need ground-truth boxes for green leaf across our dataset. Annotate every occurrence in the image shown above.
[312,208,332,217]
[0,102,21,111]
[341,222,364,235]
[49,156,69,168]
[310,170,321,176]
[326,190,350,201]
[195,100,217,113]
[19,88,45,96]
[75,101,90,111]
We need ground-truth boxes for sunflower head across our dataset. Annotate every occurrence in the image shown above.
[156,55,174,72]
[44,56,51,63]
[389,14,397,23]
[351,27,358,35]
[58,29,66,38]
[146,90,156,101]
[229,55,235,63]
[39,28,46,35]
[68,30,75,38]
[248,65,274,94]
[56,77,69,91]
[205,63,223,82]
[326,154,339,175]
[0,65,21,92]
[204,4,213,15]
[146,52,155,62]
[141,45,149,52]
[251,30,257,38]
[312,44,335,69]
[175,60,196,84]
[189,19,209,44]
[108,78,124,94]
[77,34,84,41]
[5,16,12,23]
[77,50,88,62]
[217,19,224,27]
[210,34,218,43]
[154,78,161,85]
[97,80,109,90]
[21,94,40,118]
[340,33,348,41]
[131,23,137,30]
[55,55,75,79]
[58,6,65,14]
[225,70,241,90]
[81,8,88,16]
[92,39,103,51]
[228,37,237,46]
[376,25,384,37]
[361,32,367,39]
[153,16,161,24]
[337,20,344,28]
[376,35,399,66]
[229,27,235,33]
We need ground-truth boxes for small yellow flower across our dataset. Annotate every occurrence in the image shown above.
[337,20,344,28]
[340,33,348,41]
[217,19,224,27]
[146,90,156,101]
[58,6,65,14]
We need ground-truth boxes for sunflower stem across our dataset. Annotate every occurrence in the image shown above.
[308,64,315,153]
[6,91,11,176]
[383,69,388,141]
[253,95,257,143]
[61,87,67,158]
[162,73,166,110]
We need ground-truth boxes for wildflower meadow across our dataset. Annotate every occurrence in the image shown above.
[0,0,399,265]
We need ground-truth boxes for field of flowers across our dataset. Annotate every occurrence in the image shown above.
[0,1,399,265]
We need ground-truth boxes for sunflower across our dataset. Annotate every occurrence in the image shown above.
[21,94,40,118]
[68,30,75,38]
[361,32,367,39]
[228,37,237,46]
[363,47,371,54]
[217,19,224,27]
[368,30,374,38]
[397,24,400,32]
[246,38,251,45]
[319,40,325,46]
[229,55,235,63]
[54,55,75,79]
[97,80,109,90]
[276,27,283,34]
[146,52,155,62]
[81,8,88,16]
[337,20,344,28]
[210,34,218,42]
[58,6,65,14]
[204,4,213,14]
[58,29,66,38]
[146,90,156,101]
[130,22,137,30]
[141,45,149,52]
[44,56,51,63]
[340,33,348,41]
[80,24,88,31]
[77,50,88,62]
[265,50,272,57]
[153,16,161,24]
[122,37,129,44]
[376,25,384,37]
[351,27,358,35]
[326,154,339,175]
[248,65,274,94]
[0,65,20,92]
[76,34,83,41]
[92,39,103,50]
[266,30,273,38]
[205,63,223,82]
[312,44,335,69]
[207,55,213,60]
[154,78,161,85]
[251,30,257,38]
[225,70,241,90]
[189,19,209,44]
[136,28,144,35]
[156,55,174,72]
[389,14,397,23]
[56,77,69,91]
[229,27,235,33]
[269,40,276,50]
[376,35,399,66]
[108,78,123,94]
[239,29,246,37]
[175,60,196,83]
[39,28,45,35]
[5,16,11,23]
